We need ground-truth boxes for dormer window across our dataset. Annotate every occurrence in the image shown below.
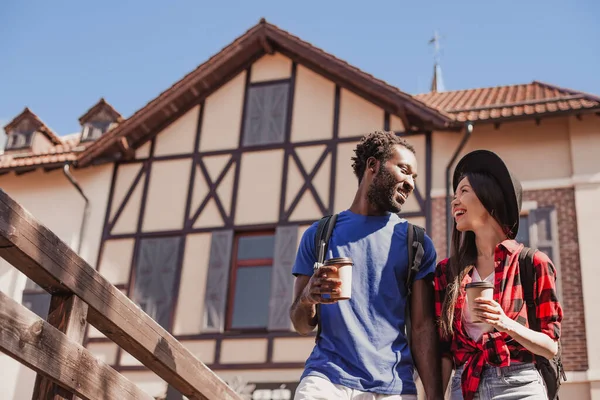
[78,98,122,143]
[6,130,34,150]
[2,108,60,153]
[81,121,111,142]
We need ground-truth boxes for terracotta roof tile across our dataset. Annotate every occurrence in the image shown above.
[0,138,88,172]
[414,81,600,122]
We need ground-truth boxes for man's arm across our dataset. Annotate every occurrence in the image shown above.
[290,275,317,335]
[290,266,340,335]
[441,356,453,395]
[411,277,443,400]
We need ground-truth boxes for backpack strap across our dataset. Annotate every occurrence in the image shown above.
[406,223,425,297]
[313,214,338,343]
[519,246,568,388]
[405,223,426,349]
[518,246,539,332]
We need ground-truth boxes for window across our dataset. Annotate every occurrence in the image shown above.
[226,232,275,330]
[6,131,34,150]
[516,206,562,298]
[81,121,111,142]
[515,215,531,247]
[130,236,182,330]
[242,81,290,147]
[203,227,297,333]
[22,279,51,319]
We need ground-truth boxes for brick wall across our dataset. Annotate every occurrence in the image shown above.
[430,188,588,371]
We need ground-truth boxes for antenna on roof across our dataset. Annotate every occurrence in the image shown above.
[429,31,445,93]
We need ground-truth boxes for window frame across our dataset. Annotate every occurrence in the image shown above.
[518,204,563,301]
[241,79,291,148]
[225,230,275,332]
[6,130,34,150]
[128,235,184,332]
[81,121,111,142]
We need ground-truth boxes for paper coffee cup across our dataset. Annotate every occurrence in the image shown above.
[465,281,494,322]
[323,257,353,300]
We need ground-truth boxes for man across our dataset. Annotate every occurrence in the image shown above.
[290,131,443,400]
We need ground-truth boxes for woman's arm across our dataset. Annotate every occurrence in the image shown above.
[474,250,563,360]
[473,298,558,359]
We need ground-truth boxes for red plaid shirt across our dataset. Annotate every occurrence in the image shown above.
[434,240,562,400]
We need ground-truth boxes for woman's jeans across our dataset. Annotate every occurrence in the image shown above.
[449,363,547,399]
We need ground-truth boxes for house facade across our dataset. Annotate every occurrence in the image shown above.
[1,19,599,400]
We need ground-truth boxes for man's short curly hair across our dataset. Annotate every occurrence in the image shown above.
[351,130,416,183]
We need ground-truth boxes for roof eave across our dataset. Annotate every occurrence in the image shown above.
[78,20,459,166]
[454,106,600,124]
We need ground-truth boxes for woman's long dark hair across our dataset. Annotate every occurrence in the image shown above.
[439,171,517,338]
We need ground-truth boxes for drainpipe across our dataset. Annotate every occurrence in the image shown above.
[63,164,90,255]
[445,121,474,257]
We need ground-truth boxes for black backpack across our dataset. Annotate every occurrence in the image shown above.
[518,247,567,400]
[313,214,426,345]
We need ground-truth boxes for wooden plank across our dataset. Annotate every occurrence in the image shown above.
[0,190,241,400]
[0,291,153,400]
[32,294,89,400]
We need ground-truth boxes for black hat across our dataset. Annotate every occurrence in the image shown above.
[452,150,523,239]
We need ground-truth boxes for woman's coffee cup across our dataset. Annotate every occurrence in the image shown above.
[465,281,494,322]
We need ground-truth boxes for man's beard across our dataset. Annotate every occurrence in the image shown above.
[367,166,406,214]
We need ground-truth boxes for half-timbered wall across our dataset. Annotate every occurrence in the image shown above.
[90,52,432,388]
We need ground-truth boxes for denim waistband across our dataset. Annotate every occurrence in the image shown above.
[456,362,536,378]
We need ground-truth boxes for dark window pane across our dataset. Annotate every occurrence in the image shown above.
[6,131,34,150]
[231,266,272,329]
[242,82,289,146]
[237,235,275,260]
[131,236,182,330]
[515,215,530,247]
[82,121,111,141]
[22,292,51,319]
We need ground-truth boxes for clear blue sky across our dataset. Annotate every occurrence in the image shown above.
[1,0,599,136]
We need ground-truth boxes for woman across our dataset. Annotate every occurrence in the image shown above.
[434,150,563,400]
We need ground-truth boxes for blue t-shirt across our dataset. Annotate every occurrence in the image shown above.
[292,209,437,395]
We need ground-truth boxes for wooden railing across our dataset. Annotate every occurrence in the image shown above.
[0,189,242,400]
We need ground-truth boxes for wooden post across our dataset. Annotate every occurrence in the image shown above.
[0,189,242,400]
[32,294,88,400]
[0,292,153,400]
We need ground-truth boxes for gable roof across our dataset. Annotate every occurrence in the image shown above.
[79,98,123,125]
[415,81,600,122]
[77,19,455,167]
[4,108,62,145]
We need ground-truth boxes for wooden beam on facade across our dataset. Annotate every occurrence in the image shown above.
[396,106,411,133]
[0,189,241,400]
[259,33,274,55]
[32,294,89,400]
[0,292,154,400]
[117,136,135,160]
